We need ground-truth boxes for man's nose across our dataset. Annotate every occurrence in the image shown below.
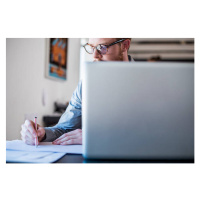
[93,48,102,60]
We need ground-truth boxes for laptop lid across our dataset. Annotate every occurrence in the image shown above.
[82,62,194,160]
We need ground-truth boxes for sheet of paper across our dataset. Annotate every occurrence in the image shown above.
[6,140,83,154]
[6,150,66,163]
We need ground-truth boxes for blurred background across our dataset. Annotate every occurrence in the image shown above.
[6,38,194,140]
[81,38,194,62]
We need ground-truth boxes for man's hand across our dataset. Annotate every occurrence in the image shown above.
[20,120,45,145]
[52,129,82,145]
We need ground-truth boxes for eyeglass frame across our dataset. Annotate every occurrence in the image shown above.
[83,39,127,55]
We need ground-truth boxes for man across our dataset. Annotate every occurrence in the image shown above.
[20,38,132,145]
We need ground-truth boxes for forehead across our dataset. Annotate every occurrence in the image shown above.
[88,38,116,46]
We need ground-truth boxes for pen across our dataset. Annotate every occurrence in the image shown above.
[35,117,38,147]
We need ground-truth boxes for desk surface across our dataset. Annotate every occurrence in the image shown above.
[54,154,194,163]
[6,153,194,163]
[7,153,194,163]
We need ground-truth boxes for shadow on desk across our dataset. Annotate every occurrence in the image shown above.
[55,154,194,164]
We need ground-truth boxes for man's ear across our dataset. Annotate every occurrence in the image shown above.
[121,39,131,52]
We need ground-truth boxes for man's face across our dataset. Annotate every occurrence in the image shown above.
[88,38,123,62]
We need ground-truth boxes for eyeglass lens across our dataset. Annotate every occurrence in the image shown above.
[84,44,107,55]
[97,45,107,54]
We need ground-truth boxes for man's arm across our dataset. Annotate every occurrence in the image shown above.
[41,81,82,142]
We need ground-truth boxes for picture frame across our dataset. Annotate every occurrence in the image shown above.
[45,38,68,81]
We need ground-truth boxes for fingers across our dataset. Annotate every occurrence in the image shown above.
[53,130,79,142]
[21,133,35,145]
[21,124,35,141]
[20,120,41,145]
[59,139,82,145]
[53,133,68,142]
[52,129,82,145]
[25,120,37,137]
[53,135,78,144]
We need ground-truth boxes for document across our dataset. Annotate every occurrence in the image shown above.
[6,140,83,154]
[6,150,66,163]
[6,140,83,163]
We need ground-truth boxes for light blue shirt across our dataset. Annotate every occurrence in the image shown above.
[43,56,134,142]
[43,81,82,142]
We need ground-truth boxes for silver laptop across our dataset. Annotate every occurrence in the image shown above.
[82,62,194,160]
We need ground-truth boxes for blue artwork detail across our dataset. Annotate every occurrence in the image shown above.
[48,64,67,80]
[62,43,66,49]
[58,40,63,47]
[52,38,58,46]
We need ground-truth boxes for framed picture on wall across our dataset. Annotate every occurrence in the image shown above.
[45,38,68,81]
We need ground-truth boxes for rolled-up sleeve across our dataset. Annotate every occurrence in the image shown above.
[42,81,82,142]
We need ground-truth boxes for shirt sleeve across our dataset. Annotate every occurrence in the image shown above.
[41,81,82,142]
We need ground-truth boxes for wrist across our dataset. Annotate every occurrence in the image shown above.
[39,131,46,142]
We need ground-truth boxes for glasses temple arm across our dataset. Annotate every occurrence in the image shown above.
[107,39,126,47]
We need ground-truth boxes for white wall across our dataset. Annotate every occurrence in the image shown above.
[6,38,80,140]
[79,38,93,80]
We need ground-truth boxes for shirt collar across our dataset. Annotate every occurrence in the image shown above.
[128,55,133,61]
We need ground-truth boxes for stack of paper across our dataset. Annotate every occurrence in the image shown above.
[6,150,66,163]
[6,140,83,163]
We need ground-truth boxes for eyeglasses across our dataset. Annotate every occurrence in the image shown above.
[83,39,126,55]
